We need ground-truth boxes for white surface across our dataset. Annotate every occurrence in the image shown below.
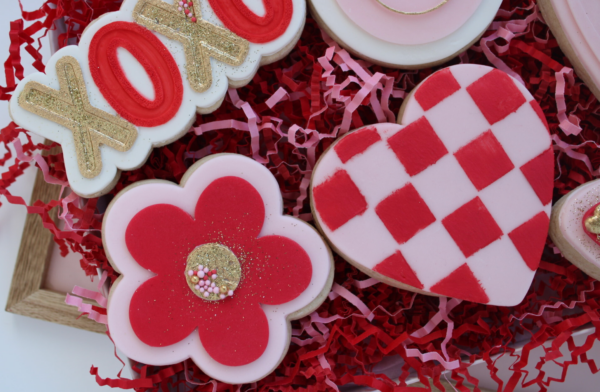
[0,1,126,391]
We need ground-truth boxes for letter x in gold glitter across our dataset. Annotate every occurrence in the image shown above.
[133,0,250,93]
[18,56,137,179]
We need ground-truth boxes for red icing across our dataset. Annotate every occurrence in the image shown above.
[387,116,448,176]
[466,69,526,125]
[530,100,550,132]
[414,68,461,111]
[430,264,489,304]
[520,148,554,206]
[442,197,503,258]
[454,130,514,191]
[334,126,381,163]
[373,251,423,290]
[581,203,600,247]
[312,170,367,232]
[207,0,293,44]
[375,183,436,245]
[125,177,311,365]
[508,212,550,271]
[88,22,183,127]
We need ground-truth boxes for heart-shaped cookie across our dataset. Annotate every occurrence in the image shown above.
[311,64,553,306]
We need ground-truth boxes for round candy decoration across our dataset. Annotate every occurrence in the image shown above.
[539,0,600,102]
[103,154,333,384]
[311,64,554,306]
[9,0,306,198]
[550,179,600,281]
[308,0,502,69]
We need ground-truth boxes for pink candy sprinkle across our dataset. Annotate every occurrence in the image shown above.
[204,292,209,297]
[195,285,200,290]
[178,1,183,4]
[187,270,194,276]
[178,6,182,11]
[184,3,188,7]
[211,282,215,287]
[198,265,203,270]
[228,290,234,296]
[199,288,205,293]
[212,274,217,279]
[220,294,226,299]
[198,271,205,278]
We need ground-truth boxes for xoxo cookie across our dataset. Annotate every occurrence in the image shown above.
[103,154,333,384]
[9,0,305,197]
[308,0,501,69]
[550,180,600,281]
[311,65,554,306]
[539,0,600,101]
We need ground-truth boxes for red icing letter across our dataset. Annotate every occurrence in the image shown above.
[208,0,293,43]
[89,22,183,127]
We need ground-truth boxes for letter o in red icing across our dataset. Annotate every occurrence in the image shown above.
[89,22,183,127]
[208,0,293,44]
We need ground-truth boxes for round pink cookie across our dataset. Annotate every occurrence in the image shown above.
[103,154,333,384]
[309,0,501,68]
[336,0,481,45]
[550,179,600,281]
[310,64,553,306]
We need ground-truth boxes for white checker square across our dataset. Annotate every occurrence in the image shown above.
[344,141,411,206]
[479,169,544,234]
[424,89,490,153]
[328,208,399,270]
[312,145,344,187]
[398,221,466,289]
[411,155,478,220]
[491,103,551,168]
[467,236,534,306]
[450,65,492,89]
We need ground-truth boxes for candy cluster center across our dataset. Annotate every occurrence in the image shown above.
[185,243,241,301]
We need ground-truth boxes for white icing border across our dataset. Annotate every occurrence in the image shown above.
[309,0,501,68]
[9,0,306,197]
[103,154,333,384]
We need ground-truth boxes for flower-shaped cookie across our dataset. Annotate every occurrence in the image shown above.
[104,154,333,384]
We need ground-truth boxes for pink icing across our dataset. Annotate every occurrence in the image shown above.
[335,0,481,45]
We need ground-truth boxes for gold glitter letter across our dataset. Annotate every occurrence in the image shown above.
[133,0,250,93]
[18,57,137,179]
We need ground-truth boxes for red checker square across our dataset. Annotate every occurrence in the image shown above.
[430,264,489,304]
[375,183,436,245]
[313,170,367,232]
[373,251,424,289]
[414,68,461,111]
[334,126,382,163]
[442,197,503,258]
[467,69,527,125]
[520,148,554,206]
[387,117,448,176]
[454,130,515,191]
[508,212,550,271]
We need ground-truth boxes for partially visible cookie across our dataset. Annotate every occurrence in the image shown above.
[539,0,600,101]
[550,179,600,281]
[308,0,501,69]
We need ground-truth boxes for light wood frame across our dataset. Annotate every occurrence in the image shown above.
[5,143,106,333]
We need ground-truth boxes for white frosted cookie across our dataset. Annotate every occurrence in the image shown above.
[103,154,333,384]
[311,64,554,306]
[308,0,501,69]
[539,0,600,101]
[9,0,305,197]
[550,179,600,281]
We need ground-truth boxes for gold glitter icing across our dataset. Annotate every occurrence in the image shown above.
[133,0,249,93]
[185,243,241,301]
[585,205,600,236]
[18,56,137,179]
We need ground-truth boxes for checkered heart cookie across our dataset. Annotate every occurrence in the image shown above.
[310,64,554,306]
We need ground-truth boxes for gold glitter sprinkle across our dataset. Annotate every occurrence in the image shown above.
[18,56,137,178]
[190,276,199,283]
[184,243,241,301]
[585,205,600,235]
[133,0,249,93]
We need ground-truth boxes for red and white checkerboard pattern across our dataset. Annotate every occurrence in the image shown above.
[311,65,553,306]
